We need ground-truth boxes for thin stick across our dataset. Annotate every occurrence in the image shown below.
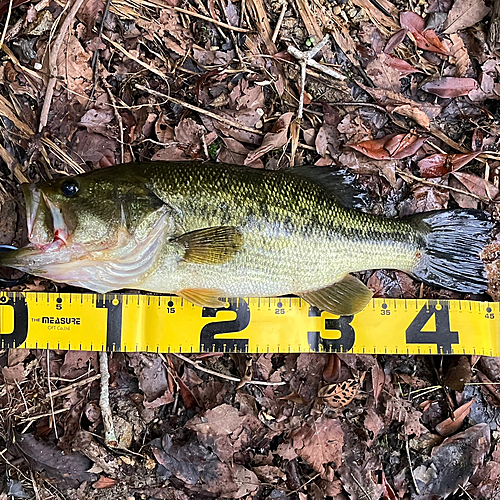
[39,0,87,131]
[172,6,249,32]
[45,373,101,399]
[46,350,59,439]
[99,352,117,446]
[104,81,124,164]
[102,34,170,83]
[272,3,287,43]
[406,436,421,495]
[396,168,494,204]
[0,0,13,48]
[172,353,286,386]
[135,84,265,136]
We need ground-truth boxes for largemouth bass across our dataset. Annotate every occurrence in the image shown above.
[0,162,494,315]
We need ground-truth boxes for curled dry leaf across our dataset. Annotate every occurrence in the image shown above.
[422,77,478,97]
[400,11,449,55]
[418,152,479,178]
[244,112,294,165]
[348,133,426,160]
[323,353,341,383]
[371,360,385,406]
[435,398,475,437]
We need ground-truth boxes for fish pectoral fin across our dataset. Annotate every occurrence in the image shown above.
[173,226,244,265]
[178,288,226,308]
[300,275,373,316]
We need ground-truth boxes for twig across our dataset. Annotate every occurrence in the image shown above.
[102,34,170,83]
[272,2,287,43]
[88,0,112,105]
[39,0,87,131]
[104,81,125,164]
[0,0,13,48]
[396,168,494,204]
[406,436,421,495]
[172,6,249,32]
[46,350,59,439]
[287,35,346,84]
[45,373,101,399]
[135,84,265,136]
[172,353,286,386]
[99,352,117,446]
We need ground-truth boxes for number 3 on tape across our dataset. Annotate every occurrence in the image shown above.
[406,302,459,352]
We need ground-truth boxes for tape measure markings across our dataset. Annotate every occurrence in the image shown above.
[0,292,499,354]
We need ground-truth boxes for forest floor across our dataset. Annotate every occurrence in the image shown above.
[2,0,500,497]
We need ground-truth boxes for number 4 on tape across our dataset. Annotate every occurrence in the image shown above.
[406,303,458,352]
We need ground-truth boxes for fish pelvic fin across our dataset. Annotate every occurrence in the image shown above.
[173,226,244,265]
[179,288,226,308]
[300,274,374,316]
[408,209,495,293]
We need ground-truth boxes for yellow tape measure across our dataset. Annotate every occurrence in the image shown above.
[0,292,498,355]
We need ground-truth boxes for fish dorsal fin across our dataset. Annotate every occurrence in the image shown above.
[179,288,226,308]
[300,274,373,316]
[172,226,244,265]
[286,166,370,210]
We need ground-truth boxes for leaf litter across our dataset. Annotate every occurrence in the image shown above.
[2,0,500,496]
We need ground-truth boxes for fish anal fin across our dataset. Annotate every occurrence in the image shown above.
[179,288,226,308]
[300,274,373,316]
[173,226,244,265]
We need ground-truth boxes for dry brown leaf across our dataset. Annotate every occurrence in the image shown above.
[435,398,475,436]
[400,11,449,55]
[366,53,402,92]
[318,375,365,408]
[348,133,426,160]
[448,34,471,77]
[442,0,490,34]
[443,356,472,392]
[244,112,293,165]
[452,171,500,200]
[422,77,478,97]
[323,354,341,383]
[291,417,344,476]
[418,152,479,178]
[92,476,116,489]
[372,360,385,406]
[279,392,308,405]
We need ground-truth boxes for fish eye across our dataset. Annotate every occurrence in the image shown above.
[61,180,79,197]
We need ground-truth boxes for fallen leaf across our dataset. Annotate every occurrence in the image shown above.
[92,476,116,489]
[291,417,344,476]
[2,363,25,384]
[318,376,364,409]
[384,29,408,54]
[418,152,479,178]
[386,55,422,77]
[366,53,403,92]
[422,77,478,97]
[348,133,426,160]
[279,392,308,405]
[435,398,475,436]
[323,354,341,383]
[443,356,472,392]
[448,34,471,77]
[442,0,490,34]
[400,11,449,55]
[244,112,293,165]
[372,360,385,406]
[452,171,500,200]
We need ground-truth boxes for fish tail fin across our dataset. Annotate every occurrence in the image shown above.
[408,209,495,293]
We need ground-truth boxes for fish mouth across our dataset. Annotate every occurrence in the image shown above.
[21,184,69,249]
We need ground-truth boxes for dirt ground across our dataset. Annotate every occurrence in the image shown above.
[2,0,500,497]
